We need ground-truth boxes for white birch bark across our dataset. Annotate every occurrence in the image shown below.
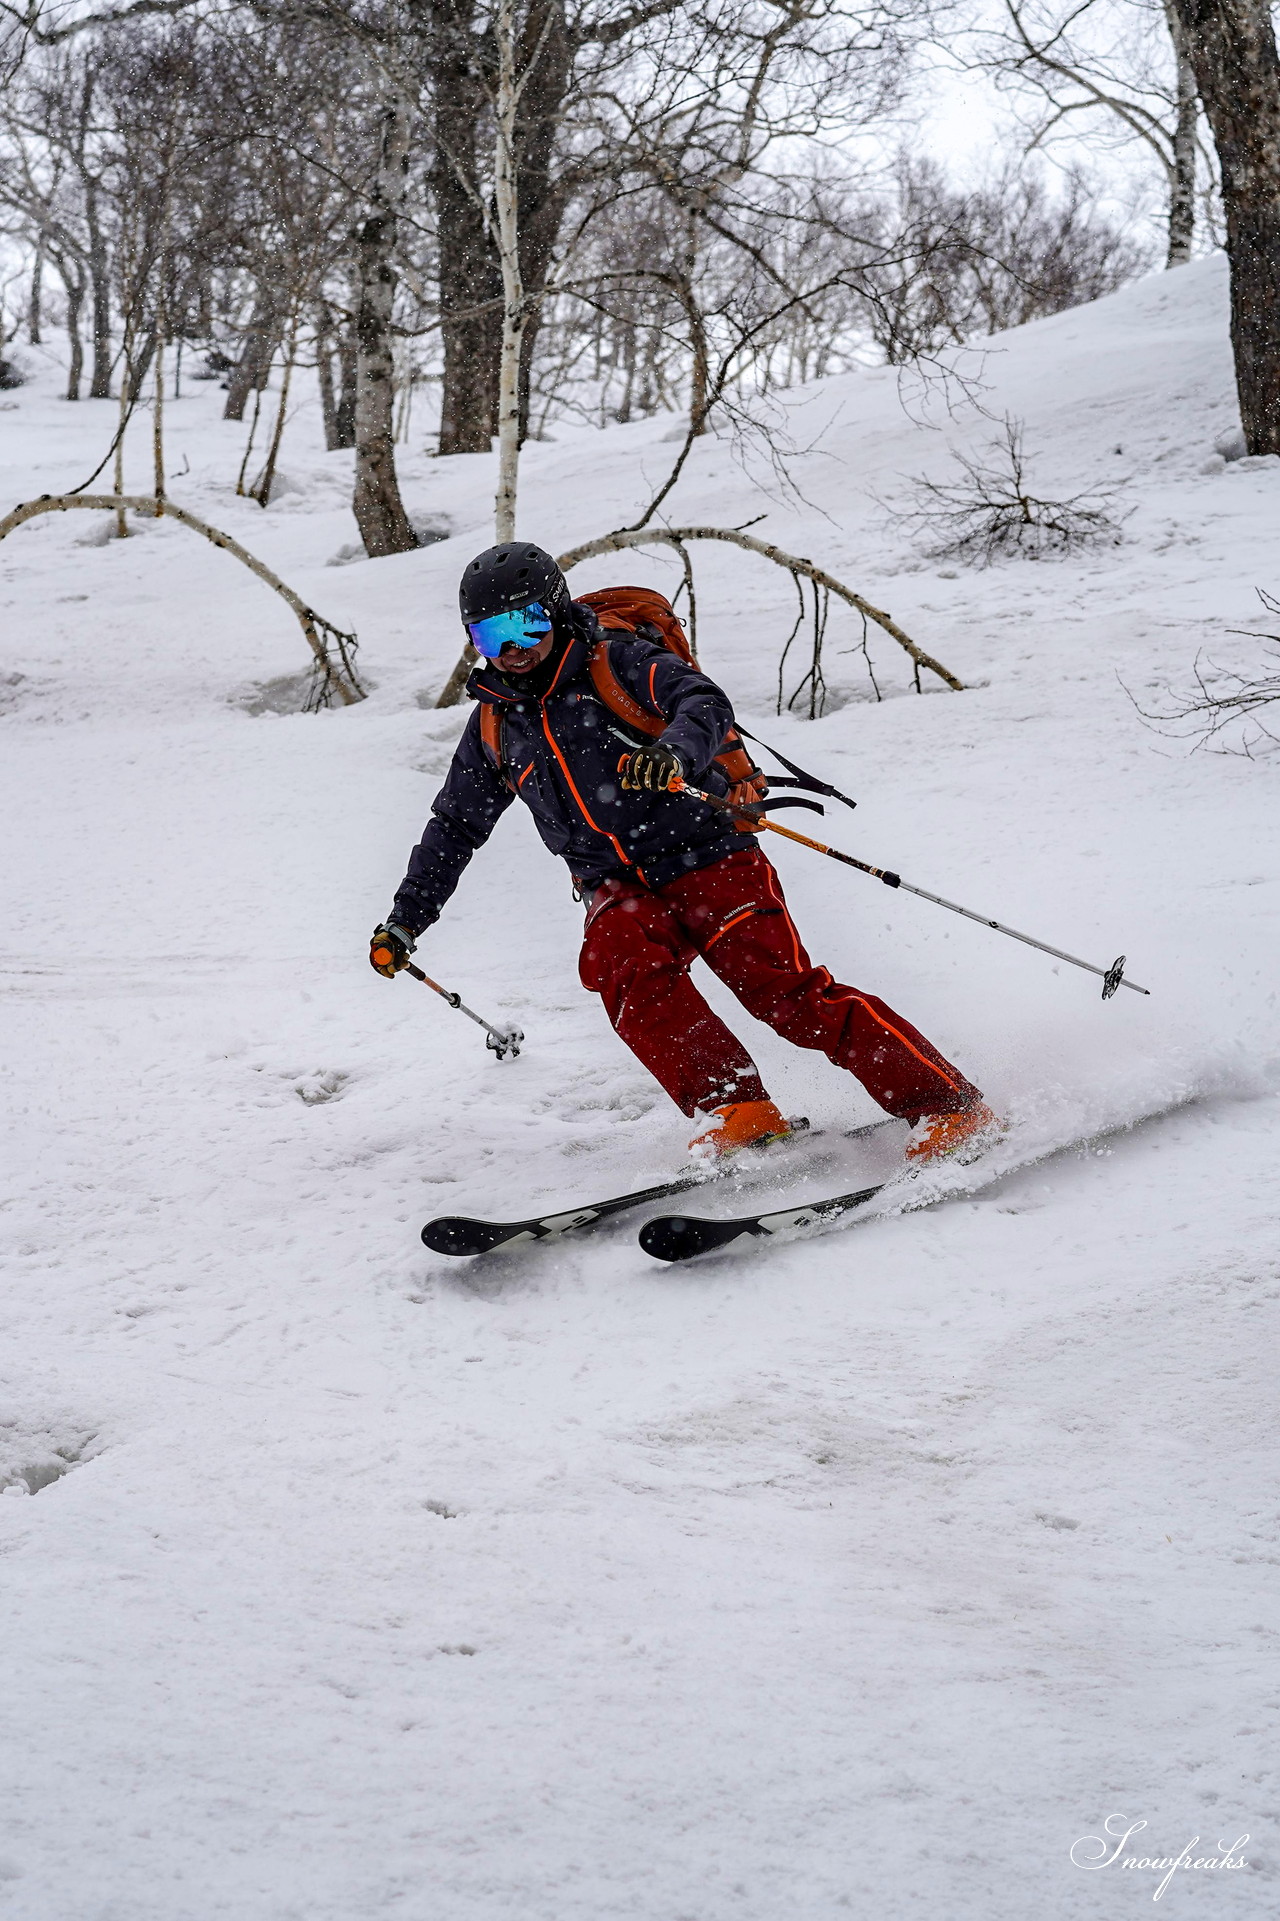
[1163,0,1198,267]
[353,90,417,556]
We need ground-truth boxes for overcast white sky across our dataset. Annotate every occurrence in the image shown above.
[905,29,1180,261]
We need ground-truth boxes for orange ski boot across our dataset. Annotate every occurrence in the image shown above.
[905,1100,1002,1166]
[689,1099,792,1163]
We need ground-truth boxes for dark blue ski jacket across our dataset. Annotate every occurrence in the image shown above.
[390,601,752,937]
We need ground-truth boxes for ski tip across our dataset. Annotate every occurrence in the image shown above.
[421,1216,515,1257]
[638,1213,758,1263]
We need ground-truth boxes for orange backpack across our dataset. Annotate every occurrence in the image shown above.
[478,585,766,820]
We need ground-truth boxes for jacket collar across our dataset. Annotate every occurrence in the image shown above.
[466,601,599,707]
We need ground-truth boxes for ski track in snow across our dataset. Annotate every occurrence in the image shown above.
[1,255,1278,1917]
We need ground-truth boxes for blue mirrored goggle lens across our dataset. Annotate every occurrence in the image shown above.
[467,602,552,659]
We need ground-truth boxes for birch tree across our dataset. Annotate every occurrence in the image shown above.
[352,88,417,553]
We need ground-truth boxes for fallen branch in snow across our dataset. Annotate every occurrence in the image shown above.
[433,525,964,707]
[559,527,965,693]
[0,493,365,709]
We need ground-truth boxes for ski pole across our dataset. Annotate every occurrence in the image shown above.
[402,960,524,1058]
[672,778,1150,1001]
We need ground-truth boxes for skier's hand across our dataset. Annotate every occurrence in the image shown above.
[370,923,415,978]
[619,744,685,794]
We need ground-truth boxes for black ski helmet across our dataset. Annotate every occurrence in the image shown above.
[459,543,570,626]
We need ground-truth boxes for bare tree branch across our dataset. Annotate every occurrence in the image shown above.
[0,491,364,704]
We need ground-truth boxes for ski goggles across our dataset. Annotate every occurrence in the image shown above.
[467,600,553,660]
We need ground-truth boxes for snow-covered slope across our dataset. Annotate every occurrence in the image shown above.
[1,256,1277,1918]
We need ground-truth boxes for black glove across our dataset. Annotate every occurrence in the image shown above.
[370,923,415,978]
[619,743,685,794]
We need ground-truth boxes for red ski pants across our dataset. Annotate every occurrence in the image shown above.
[579,846,980,1121]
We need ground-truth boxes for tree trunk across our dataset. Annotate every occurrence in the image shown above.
[252,324,296,507]
[315,310,339,450]
[1169,0,1280,450]
[113,311,132,535]
[315,300,355,451]
[493,0,524,540]
[223,296,278,421]
[153,332,166,505]
[58,258,85,400]
[431,0,573,456]
[511,0,573,443]
[352,96,417,557]
[432,0,503,455]
[334,328,358,448]
[436,227,501,454]
[85,180,112,399]
[125,328,159,407]
[1165,0,1199,266]
[672,231,710,435]
[29,241,44,345]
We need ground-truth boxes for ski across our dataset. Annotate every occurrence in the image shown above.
[422,1170,710,1257]
[638,1179,889,1262]
[421,1117,901,1257]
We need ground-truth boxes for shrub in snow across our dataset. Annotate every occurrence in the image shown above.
[1214,426,1247,462]
[896,416,1124,566]
[1129,589,1280,755]
[0,354,26,390]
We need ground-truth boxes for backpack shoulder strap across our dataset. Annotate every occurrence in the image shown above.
[478,702,513,787]
[587,634,665,737]
[588,633,762,784]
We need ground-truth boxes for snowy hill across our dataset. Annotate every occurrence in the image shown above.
[1,254,1277,1917]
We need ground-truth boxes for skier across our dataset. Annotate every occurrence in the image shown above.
[371,543,996,1164]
